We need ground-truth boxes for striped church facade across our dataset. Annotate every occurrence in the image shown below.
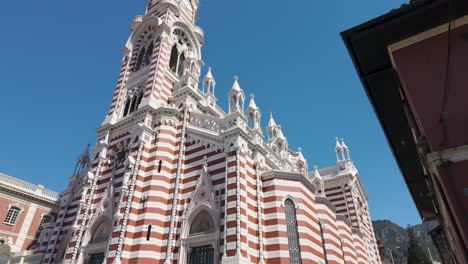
[35,1,381,263]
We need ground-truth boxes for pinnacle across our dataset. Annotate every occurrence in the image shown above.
[205,67,213,79]
[231,76,241,92]
[248,94,258,110]
[268,112,277,127]
[335,137,343,151]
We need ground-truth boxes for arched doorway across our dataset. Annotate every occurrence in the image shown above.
[180,209,219,264]
[79,217,112,264]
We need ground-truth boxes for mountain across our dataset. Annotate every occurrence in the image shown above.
[372,220,440,264]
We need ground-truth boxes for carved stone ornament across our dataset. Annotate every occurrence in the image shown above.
[183,156,217,218]
[111,141,130,168]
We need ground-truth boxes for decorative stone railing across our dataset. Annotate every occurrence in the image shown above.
[188,112,226,133]
[0,173,61,202]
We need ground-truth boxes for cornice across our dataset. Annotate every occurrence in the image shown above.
[262,170,316,194]
[0,187,59,209]
[336,214,353,228]
[97,105,181,136]
[316,196,337,213]
[351,228,364,238]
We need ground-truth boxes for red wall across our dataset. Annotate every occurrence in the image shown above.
[392,22,468,257]
[392,24,468,151]
[0,195,55,250]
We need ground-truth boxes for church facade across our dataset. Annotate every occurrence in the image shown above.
[37,1,381,263]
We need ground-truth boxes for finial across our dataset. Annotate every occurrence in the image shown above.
[298,147,302,153]
[314,165,318,171]
[250,94,254,100]
[208,66,212,71]
[202,155,208,172]
[233,76,239,82]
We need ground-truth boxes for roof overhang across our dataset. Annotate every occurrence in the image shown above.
[340,0,468,221]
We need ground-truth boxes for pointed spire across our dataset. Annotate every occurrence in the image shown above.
[202,67,216,94]
[314,165,321,179]
[231,76,241,92]
[341,138,348,151]
[228,76,245,113]
[246,94,261,130]
[266,111,278,140]
[297,147,305,161]
[341,138,351,160]
[268,111,277,127]
[277,126,286,140]
[335,137,343,162]
[248,94,258,110]
[335,137,343,152]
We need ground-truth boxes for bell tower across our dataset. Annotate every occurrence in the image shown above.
[103,0,204,125]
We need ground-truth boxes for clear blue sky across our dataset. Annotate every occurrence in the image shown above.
[0,0,420,227]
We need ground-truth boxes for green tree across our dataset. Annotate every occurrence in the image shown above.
[407,227,431,264]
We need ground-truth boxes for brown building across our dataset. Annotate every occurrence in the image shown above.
[341,0,468,263]
[0,173,60,263]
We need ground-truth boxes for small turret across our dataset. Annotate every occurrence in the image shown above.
[296,148,307,174]
[266,112,278,140]
[313,165,325,197]
[228,76,245,114]
[246,94,261,130]
[202,67,216,95]
[277,126,286,141]
[341,138,351,160]
[335,137,343,162]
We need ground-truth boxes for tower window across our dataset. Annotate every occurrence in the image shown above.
[169,29,192,77]
[135,46,146,71]
[169,45,178,72]
[284,199,302,264]
[122,87,144,117]
[4,206,20,225]
[135,43,154,71]
[169,45,186,77]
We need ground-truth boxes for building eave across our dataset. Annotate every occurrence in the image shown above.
[339,0,468,221]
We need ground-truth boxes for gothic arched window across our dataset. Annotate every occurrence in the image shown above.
[169,45,179,72]
[145,42,154,66]
[122,87,144,117]
[134,31,155,72]
[135,46,146,71]
[169,29,192,77]
[4,206,20,225]
[189,210,215,235]
[285,199,302,264]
